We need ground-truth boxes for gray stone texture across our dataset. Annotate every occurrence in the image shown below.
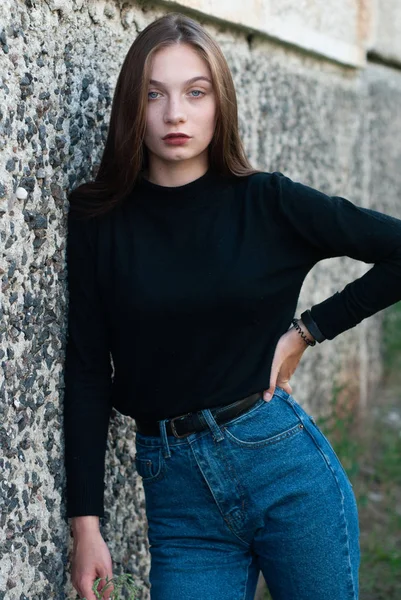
[370,0,401,65]
[0,0,400,598]
[269,0,359,42]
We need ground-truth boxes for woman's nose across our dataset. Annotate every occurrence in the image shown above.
[164,98,187,124]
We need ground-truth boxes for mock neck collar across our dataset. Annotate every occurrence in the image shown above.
[134,167,231,209]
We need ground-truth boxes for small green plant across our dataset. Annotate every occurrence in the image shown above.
[80,573,142,599]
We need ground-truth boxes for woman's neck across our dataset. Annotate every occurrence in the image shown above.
[144,160,210,188]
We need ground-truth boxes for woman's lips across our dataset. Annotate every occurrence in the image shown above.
[163,136,191,145]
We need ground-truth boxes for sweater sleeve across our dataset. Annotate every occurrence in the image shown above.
[63,209,113,520]
[271,171,401,340]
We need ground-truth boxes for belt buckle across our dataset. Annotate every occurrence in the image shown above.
[169,412,193,439]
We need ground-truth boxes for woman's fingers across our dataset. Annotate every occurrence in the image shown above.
[97,572,114,600]
[277,380,292,395]
[263,340,283,400]
[263,327,308,401]
[263,334,299,402]
[77,575,98,600]
[76,572,114,600]
[263,362,280,401]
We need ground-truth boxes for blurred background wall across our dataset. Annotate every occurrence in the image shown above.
[0,0,400,597]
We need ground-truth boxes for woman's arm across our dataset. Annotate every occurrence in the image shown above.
[271,171,401,341]
[262,171,401,399]
[63,209,113,525]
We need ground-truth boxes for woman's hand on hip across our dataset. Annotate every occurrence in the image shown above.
[263,321,313,401]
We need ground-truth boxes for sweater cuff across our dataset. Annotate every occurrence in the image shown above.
[300,309,326,343]
[310,290,361,340]
[65,468,106,520]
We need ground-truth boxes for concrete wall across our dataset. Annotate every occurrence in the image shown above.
[369,0,401,64]
[0,0,400,598]
[162,0,370,66]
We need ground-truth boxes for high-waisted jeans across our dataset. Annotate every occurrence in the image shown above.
[134,386,360,599]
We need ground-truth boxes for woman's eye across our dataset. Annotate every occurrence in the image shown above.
[189,90,205,98]
[147,90,205,100]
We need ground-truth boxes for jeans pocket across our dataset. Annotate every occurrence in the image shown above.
[134,445,166,483]
[221,392,303,448]
[278,393,355,486]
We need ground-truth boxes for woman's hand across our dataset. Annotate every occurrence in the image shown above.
[263,320,314,401]
[71,528,114,600]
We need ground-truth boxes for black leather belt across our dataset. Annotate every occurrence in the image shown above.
[135,391,262,438]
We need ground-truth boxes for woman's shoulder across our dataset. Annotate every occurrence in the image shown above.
[232,170,288,194]
[236,169,287,183]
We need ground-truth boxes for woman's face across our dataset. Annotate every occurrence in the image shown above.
[143,43,217,172]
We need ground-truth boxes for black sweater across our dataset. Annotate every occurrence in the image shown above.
[63,168,401,518]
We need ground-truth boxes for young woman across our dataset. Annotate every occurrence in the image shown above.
[64,12,401,600]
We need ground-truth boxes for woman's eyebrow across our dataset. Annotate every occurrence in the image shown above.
[148,76,212,87]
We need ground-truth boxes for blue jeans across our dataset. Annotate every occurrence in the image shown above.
[134,386,360,599]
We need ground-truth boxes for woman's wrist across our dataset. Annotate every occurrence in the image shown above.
[70,515,100,537]
[300,309,326,343]
[298,318,316,342]
[290,318,316,347]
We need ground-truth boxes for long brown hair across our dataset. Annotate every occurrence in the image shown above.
[68,12,260,219]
